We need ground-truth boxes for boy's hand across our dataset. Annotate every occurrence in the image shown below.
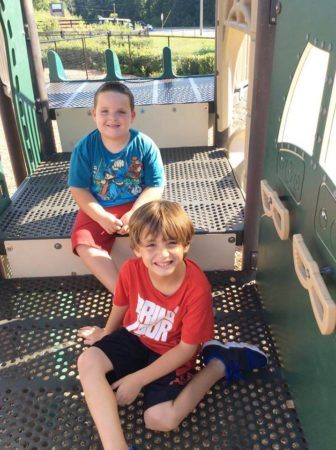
[77,326,106,345]
[98,212,123,234]
[112,373,144,405]
[117,210,133,235]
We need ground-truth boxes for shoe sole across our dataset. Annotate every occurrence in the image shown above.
[203,340,268,366]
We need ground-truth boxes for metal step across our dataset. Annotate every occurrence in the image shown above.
[0,148,244,277]
[0,271,308,450]
[47,77,215,110]
[48,77,215,150]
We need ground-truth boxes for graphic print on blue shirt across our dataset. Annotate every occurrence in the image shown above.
[92,156,143,202]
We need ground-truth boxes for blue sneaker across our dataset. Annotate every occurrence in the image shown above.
[129,447,137,450]
[202,340,268,383]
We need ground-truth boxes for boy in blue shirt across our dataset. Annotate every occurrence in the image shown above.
[68,81,165,293]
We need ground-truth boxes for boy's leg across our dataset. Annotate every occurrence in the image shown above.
[72,203,134,294]
[78,347,128,450]
[144,358,224,431]
[76,244,119,293]
[144,340,268,432]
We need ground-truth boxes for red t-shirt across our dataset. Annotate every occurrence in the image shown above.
[113,257,214,373]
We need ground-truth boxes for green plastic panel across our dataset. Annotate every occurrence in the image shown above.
[315,184,336,263]
[258,1,336,449]
[0,0,42,174]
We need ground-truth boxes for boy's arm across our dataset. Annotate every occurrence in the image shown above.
[132,186,164,209]
[112,340,198,405]
[70,186,123,234]
[104,304,128,334]
[78,304,128,345]
[118,186,164,234]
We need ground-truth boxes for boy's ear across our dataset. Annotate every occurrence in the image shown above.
[131,110,136,121]
[91,107,97,120]
[184,243,190,255]
[133,246,141,258]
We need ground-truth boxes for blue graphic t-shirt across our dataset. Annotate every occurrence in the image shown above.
[68,128,165,207]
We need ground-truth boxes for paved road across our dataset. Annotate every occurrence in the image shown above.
[150,27,215,37]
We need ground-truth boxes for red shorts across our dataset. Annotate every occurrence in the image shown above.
[71,201,134,255]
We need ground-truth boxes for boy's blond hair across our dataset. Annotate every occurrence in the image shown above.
[129,200,194,249]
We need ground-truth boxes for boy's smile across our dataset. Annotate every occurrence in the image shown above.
[134,233,190,288]
[92,90,136,152]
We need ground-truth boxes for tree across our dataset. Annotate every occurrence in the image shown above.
[73,0,109,21]
[71,0,215,26]
[33,0,50,11]
[113,0,146,21]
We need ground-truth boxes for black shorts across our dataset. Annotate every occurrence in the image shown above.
[94,327,194,410]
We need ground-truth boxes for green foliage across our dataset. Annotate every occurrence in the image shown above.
[34,0,216,30]
[175,53,214,75]
[33,0,78,15]
[35,11,59,32]
[41,33,214,78]
[33,0,50,11]
[71,0,215,27]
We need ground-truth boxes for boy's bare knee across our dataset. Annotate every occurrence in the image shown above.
[77,347,109,381]
[144,406,180,432]
[78,348,94,375]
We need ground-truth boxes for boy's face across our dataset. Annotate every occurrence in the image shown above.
[134,232,190,279]
[92,91,135,144]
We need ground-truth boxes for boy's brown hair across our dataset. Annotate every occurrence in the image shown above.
[93,81,135,110]
[128,200,194,249]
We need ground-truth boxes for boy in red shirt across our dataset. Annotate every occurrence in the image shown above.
[77,201,268,450]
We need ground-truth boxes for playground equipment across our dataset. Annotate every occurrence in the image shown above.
[47,46,177,82]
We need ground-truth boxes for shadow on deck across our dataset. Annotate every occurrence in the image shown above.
[0,272,308,449]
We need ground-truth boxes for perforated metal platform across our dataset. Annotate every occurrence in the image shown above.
[47,76,214,110]
[0,148,244,242]
[0,272,308,449]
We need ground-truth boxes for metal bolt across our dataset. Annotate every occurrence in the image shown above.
[54,243,62,250]
[228,236,236,244]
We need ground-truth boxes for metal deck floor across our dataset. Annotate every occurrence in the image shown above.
[47,76,214,110]
[0,148,244,242]
[0,272,308,450]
